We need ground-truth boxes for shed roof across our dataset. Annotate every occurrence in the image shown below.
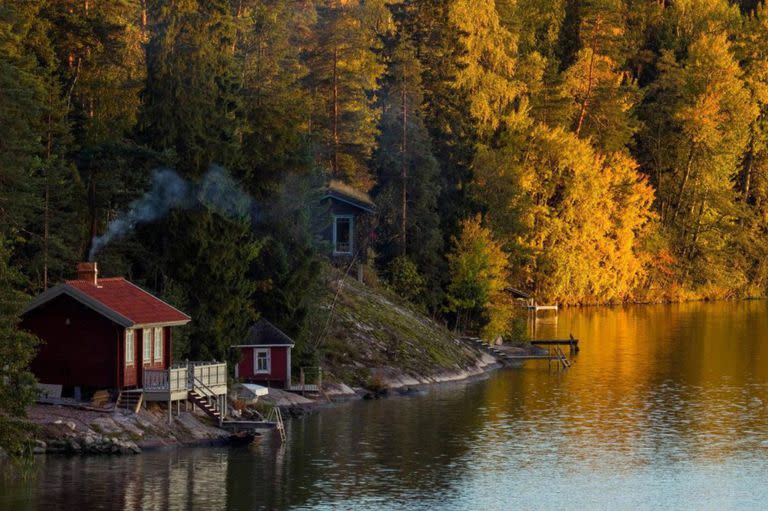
[237,318,295,347]
[23,277,191,328]
[321,180,375,213]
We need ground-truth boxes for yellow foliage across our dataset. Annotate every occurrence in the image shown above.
[474,125,655,304]
[446,215,513,338]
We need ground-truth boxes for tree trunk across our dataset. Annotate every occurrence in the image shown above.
[231,0,243,53]
[574,48,596,137]
[743,137,754,201]
[332,47,339,174]
[140,0,147,29]
[401,78,408,255]
[44,88,53,290]
[671,144,695,224]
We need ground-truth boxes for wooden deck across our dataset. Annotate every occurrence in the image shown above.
[142,361,228,402]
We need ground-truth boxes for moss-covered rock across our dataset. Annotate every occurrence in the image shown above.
[318,272,490,388]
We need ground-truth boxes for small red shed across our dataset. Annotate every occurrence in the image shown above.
[21,262,191,395]
[233,318,294,388]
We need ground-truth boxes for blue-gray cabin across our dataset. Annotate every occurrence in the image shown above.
[320,180,376,269]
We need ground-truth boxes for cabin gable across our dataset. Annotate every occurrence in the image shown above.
[22,294,122,389]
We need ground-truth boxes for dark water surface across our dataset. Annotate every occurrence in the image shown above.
[4,301,768,510]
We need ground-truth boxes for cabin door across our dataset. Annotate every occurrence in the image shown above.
[123,329,138,387]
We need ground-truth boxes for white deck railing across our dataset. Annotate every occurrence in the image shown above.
[190,361,227,388]
[143,362,227,392]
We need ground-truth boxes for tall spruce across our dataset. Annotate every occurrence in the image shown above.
[304,0,388,189]
[141,0,257,361]
[392,0,477,248]
[0,236,40,459]
[373,36,443,307]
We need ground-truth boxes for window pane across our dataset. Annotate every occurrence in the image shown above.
[154,328,163,361]
[143,330,151,361]
[125,330,134,366]
[335,217,352,253]
[256,351,269,372]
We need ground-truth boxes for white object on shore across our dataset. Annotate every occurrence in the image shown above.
[235,383,269,404]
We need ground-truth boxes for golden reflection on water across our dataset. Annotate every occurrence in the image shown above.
[479,301,768,465]
[4,301,768,510]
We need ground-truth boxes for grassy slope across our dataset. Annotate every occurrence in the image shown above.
[317,272,481,386]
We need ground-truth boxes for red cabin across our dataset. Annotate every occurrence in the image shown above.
[21,262,191,396]
[233,319,294,388]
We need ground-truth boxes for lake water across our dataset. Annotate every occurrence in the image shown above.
[3,301,768,510]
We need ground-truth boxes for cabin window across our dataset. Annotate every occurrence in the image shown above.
[153,327,163,362]
[254,349,271,374]
[125,330,135,367]
[143,329,151,362]
[333,215,353,255]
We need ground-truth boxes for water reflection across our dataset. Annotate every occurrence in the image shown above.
[3,301,768,510]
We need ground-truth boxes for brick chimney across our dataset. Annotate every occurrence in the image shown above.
[77,262,98,285]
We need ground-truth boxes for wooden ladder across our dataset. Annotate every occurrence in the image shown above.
[116,390,144,414]
[266,406,286,443]
[555,346,571,369]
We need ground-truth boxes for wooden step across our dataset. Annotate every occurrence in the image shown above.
[116,391,143,414]
[188,391,223,421]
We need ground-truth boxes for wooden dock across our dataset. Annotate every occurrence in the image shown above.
[461,337,573,369]
[530,337,579,352]
[527,304,558,312]
[221,420,277,431]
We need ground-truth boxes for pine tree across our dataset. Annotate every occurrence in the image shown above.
[142,0,242,177]
[236,0,314,191]
[0,235,40,459]
[392,0,477,248]
[373,36,443,307]
[304,0,388,189]
[139,0,258,360]
[0,2,46,239]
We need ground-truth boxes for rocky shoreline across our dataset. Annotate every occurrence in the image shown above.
[26,347,505,456]
[260,350,502,416]
[27,401,231,456]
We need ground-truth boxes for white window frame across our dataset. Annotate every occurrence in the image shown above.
[125,330,135,367]
[153,327,163,363]
[332,214,354,255]
[143,329,152,363]
[254,349,271,374]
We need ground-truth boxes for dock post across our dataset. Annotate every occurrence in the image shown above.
[300,368,305,394]
[168,398,172,425]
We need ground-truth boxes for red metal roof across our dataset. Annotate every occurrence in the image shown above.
[64,277,190,326]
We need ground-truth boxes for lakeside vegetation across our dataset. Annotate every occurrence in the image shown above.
[2,0,768,454]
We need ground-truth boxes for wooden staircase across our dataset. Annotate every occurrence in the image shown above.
[188,389,223,424]
[116,390,144,414]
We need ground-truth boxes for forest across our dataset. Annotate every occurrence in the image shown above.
[2,0,768,374]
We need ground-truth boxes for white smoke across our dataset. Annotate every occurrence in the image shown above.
[88,165,255,261]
